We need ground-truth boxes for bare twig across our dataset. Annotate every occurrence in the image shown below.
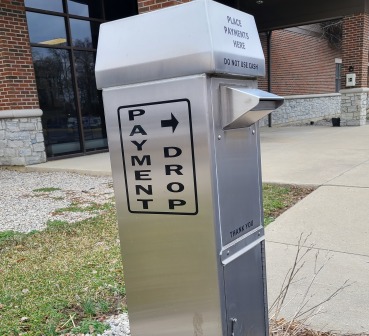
[295,280,353,320]
[269,233,353,336]
[269,233,314,321]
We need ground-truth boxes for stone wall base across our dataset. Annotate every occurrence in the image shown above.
[340,88,369,126]
[0,109,46,166]
[260,93,341,126]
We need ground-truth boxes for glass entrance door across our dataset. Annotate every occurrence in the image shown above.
[26,0,108,157]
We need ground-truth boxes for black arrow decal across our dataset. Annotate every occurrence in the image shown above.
[161,113,179,133]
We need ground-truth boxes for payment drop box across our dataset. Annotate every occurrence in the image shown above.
[95,1,284,335]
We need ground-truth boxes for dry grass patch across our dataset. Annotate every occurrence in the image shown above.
[0,202,124,335]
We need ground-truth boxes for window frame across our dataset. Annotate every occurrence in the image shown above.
[26,0,108,158]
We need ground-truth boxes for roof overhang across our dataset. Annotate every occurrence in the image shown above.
[224,0,369,31]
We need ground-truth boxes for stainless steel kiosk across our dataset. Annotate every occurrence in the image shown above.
[96,1,283,335]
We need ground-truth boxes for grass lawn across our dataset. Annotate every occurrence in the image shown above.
[0,184,314,335]
[263,184,315,226]
[0,202,124,335]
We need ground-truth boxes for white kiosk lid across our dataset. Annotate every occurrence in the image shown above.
[95,0,265,89]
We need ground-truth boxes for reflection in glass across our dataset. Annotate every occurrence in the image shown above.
[25,0,63,12]
[32,47,82,156]
[74,51,107,151]
[26,0,108,157]
[70,19,100,48]
[27,12,67,46]
[67,0,103,18]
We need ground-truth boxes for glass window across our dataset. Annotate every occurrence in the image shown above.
[26,0,110,157]
[25,0,63,12]
[335,63,342,93]
[26,12,68,46]
[32,47,82,156]
[67,0,103,19]
[74,51,107,151]
[70,19,100,48]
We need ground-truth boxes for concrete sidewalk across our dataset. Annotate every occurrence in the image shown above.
[27,124,369,333]
[261,125,369,334]
[25,152,112,176]
[260,124,369,186]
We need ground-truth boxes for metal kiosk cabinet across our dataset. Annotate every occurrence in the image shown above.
[95,1,283,335]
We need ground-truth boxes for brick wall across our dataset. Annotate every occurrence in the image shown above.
[341,14,369,88]
[0,0,39,111]
[138,0,191,14]
[259,28,341,96]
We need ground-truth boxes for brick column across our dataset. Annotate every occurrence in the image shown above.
[137,0,191,14]
[340,13,369,126]
[0,0,46,165]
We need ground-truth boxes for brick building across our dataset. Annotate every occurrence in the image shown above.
[1,0,368,165]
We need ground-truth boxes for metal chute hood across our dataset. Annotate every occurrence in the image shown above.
[221,87,284,129]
